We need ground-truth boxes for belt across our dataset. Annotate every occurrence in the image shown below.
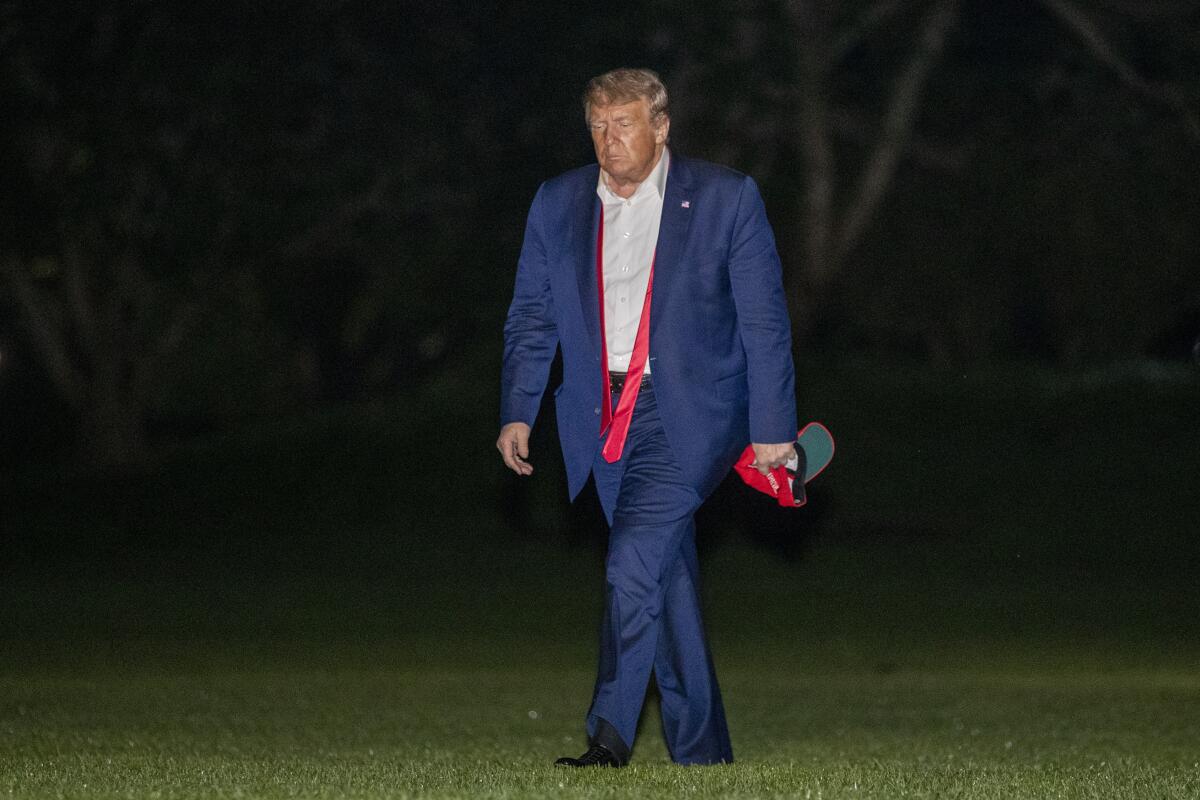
[609,371,652,393]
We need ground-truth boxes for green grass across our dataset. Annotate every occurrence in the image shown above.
[4,536,1199,799]
[3,359,1200,797]
[3,662,1199,798]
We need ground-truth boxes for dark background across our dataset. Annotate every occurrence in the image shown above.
[1,1,1198,665]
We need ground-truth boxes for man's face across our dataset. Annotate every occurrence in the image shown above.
[588,97,669,188]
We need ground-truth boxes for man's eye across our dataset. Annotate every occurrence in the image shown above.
[619,121,633,128]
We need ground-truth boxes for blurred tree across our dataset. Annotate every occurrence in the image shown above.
[0,2,576,466]
[655,0,963,335]
[0,3,219,466]
[270,1,512,402]
[786,0,960,320]
[654,0,1198,363]
[0,3,334,465]
[2,0,1197,473]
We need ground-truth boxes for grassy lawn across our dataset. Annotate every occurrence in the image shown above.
[3,360,1199,797]
[3,659,1198,798]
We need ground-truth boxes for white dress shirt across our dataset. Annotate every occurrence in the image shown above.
[596,148,669,374]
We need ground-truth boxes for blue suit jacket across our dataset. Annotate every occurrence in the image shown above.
[501,154,797,500]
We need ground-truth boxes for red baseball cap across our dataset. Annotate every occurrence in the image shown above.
[733,422,835,508]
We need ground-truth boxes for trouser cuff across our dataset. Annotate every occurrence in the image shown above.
[590,717,632,765]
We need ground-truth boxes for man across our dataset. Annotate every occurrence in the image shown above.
[497,68,796,767]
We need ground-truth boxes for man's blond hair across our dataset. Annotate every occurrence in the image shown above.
[582,68,669,124]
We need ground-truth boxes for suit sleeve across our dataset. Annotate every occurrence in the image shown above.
[727,175,797,444]
[500,184,559,428]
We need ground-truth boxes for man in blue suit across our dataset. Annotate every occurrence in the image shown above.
[497,68,797,767]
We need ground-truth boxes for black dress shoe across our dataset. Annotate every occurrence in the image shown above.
[554,744,624,767]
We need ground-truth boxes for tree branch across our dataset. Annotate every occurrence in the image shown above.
[1,259,87,408]
[827,0,910,67]
[1039,0,1200,144]
[61,241,101,361]
[837,0,959,263]
[829,107,970,172]
[788,1,839,287]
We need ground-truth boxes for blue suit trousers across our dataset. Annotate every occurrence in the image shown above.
[585,382,734,765]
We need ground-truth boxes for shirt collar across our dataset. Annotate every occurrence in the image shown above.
[597,148,670,204]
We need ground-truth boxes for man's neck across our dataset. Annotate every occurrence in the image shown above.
[603,172,641,199]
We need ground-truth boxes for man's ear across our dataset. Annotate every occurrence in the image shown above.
[655,116,670,144]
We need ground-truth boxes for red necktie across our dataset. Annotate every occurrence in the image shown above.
[595,208,655,463]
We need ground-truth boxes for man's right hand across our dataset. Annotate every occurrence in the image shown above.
[496,422,534,476]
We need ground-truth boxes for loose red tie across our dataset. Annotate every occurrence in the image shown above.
[595,209,655,463]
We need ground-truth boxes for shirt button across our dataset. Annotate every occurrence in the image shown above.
[621,264,628,272]
[623,231,631,238]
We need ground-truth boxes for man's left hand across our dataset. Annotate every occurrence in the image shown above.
[750,441,795,475]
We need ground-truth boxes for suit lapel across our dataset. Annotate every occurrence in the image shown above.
[571,168,602,359]
[573,155,692,359]
[650,154,694,339]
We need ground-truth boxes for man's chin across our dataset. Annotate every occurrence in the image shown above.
[602,163,633,182]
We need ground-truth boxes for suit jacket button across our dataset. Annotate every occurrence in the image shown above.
[594,407,601,415]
